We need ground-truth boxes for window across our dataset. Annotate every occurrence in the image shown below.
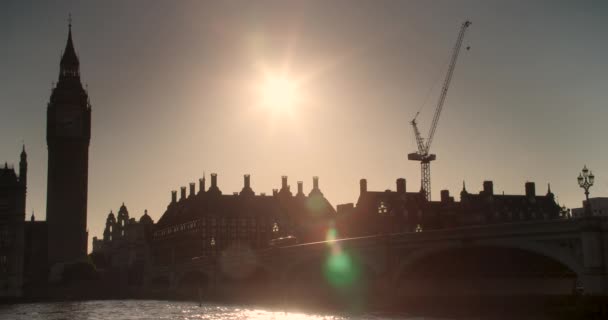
[415,224,423,233]
[272,222,279,233]
[378,202,388,215]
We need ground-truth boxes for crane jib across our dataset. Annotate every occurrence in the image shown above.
[408,20,471,201]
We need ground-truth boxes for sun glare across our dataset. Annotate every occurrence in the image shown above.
[259,73,300,112]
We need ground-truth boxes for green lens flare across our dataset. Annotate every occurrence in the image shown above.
[326,228,337,242]
[324,250,359,288]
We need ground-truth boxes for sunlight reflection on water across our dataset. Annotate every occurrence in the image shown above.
[0,300,444,320]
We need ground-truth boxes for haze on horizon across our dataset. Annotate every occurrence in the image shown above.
[1,0,607,250]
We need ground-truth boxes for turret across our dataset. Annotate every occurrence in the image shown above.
[279,175,292,196]
[207,173,222,195]
[296,181,305,197]
[19,144,27,187]
[309,176,323,196]
[240,174,254,197]
[189,182,195,197]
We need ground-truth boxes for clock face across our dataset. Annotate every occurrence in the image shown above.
[55,108,82,137]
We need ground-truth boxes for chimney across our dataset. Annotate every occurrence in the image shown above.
[440,190,450,202]
[171,190,177,203]
[272,189,278,196]
[297,181,303,195]
[396,178,406,193]
[360,179,367,194]
[199,178,205,193]
[211,173,217,188]
[483,181,494,195]
[180,186,186,200]
[189,183,195,197]
[244,174,251,189]
[313,176,319,189]
[281,176,288,189]
[525,182,536,197]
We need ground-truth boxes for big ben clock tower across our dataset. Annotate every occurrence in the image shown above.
[46,21,91,265]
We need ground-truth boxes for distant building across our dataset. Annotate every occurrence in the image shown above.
[91,204,154,286]
[571,197,608,218]
[336,179,561,237]
[151,174,335,266]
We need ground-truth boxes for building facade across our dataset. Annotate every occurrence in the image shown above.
[46,22,92,265]
[336,178,563,237]
[151,174,336,266]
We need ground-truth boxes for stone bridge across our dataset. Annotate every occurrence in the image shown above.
[148,216,608,299]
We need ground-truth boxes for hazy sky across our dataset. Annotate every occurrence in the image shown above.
[1,1,607,249]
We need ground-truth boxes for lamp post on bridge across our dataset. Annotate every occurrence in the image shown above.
[210,236,216,297]
[577,165,595,217]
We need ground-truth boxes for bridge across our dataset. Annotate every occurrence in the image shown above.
[147,216,608,302]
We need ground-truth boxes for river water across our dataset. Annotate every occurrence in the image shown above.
[0,300,451,320]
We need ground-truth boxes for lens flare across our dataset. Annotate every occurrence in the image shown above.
[323,247,359,288]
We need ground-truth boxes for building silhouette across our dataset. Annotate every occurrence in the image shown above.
[336,178,562,236]
[150,174,335,266]
[0,149,27,297]
[46,21,92,265]
[91,204,154,286]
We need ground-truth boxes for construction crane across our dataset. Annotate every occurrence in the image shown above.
[408,20,472,201]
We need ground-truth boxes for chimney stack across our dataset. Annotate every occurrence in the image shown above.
[440,190,450,202]
[244,174,251,188]
[180,187,186,200]
[525,182,536,197]
[211,173,217,188]
[360,179,367,194]
[313,176,319,189]
[297,181,303,195]
[272,189,278,196]
[189,183,195,197]
[199,178,205,193]
[171,190,177,203]
[281,176,288,189]
[396,178,406,193]
[483,181,494,195]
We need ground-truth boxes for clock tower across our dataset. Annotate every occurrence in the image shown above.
[46,22,91,265]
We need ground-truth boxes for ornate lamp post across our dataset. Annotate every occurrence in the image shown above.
[210,237,216,295]
[577,165,595,217]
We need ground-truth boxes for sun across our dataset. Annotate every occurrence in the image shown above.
[258,73,301,112]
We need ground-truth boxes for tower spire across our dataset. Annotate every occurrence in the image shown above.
[60,14,79,79]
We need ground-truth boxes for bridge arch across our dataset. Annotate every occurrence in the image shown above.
[392,241,581,297]
[393,239,584,282]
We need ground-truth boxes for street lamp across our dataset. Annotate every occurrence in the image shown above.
[210,237,216,295]
[578,165,595,217]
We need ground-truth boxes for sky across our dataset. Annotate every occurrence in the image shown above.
[1,0,607,250]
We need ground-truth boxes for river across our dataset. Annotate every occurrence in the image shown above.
[0,300,454,320]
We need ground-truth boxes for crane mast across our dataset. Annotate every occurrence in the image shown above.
[408,20,471,201]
